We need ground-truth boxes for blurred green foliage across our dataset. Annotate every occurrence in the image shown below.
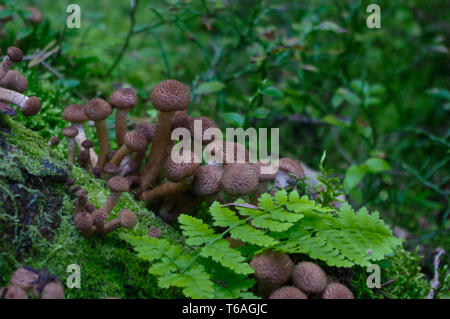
[1,0,448,271]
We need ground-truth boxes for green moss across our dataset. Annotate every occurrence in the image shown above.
[0,116,184,298]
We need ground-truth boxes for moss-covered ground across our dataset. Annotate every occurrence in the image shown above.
[0,115,185,298]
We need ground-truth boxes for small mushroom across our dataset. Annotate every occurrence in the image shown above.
[92,176,130,225]
[291,261,328,295]
[103,162,120,178]
[109,88,138,148]
[48,135,59,147]
[73,211,96,237]
[62,126,79,164]
[75,189,89,213]
[84,98,113,169]
[274,158,305,189]
[0,47,23,80]
[192,164,223,196]
[140,80,190,191]
[269,286,308,299]
[133,122,155,169]
[9,268,39,292]
[101,209,137,235]
[1,285,28,299]
[0,70,28,93]
[321,282,354,299]
[62,104,98,165]
[148,227,162,238]
[81,139,94,171]
[0,87,41,116]
[110,129,148,166]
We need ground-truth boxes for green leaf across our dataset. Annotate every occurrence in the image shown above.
[316,21,346,33]
[343,164,368,191]
[259,86,284,97]
[336,87,362,106]
[427,87,450,100]
[195,81,226,95]
[365,158,391,173]
[222,112,244,127]
[251,107,270,118]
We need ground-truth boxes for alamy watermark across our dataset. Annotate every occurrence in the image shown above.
[366,4,381,29]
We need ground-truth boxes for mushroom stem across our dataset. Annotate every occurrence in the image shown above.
[115,109,128,148]
[0,56,15,80]
[110,144,131,166]
[140,111,174,191]
[67,138,76,164]
[102,218,122,234]
[94,119,110,169]
[98,191,121,219]
[0,87,30,107]
[140,177,192,203]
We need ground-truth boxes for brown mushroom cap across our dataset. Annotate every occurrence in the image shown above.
[221,163,259,196]
[22,96,41,116]
[192,165,223,196]
[321,282,354,299]
[150,80,190,112]
[292,261,328,294]
[135,122,155,142]
[148,227,162,238]
[269,286,308,299]
[0,101,17,116]
[2,285,28,299]
[10,268,39,291]
[164,149,200,182]
[0,70,28,93]
[109,88,137,110]
[41,282,65,299]
[171,111,192,131]
[49,135,60,146]
[81,139,94,149]
[62,104,88,123]
[188,116,219,144]
[6,46,23,63]
[73,212,94,231]
[118,209,137,229]
[250,251,294,285]
[26,7,43,24]
[257,161,277,182]
[107,176,130,193]
[124,130,148,152]
[62,126,79,138]
[279,158,304,179]
[85,98,112,121]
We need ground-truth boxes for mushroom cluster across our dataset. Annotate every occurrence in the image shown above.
[249,252,354,299]
[0,46,42,117]
[57,80,312,232]
[0,267,64,299]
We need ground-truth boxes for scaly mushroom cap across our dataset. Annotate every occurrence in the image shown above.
[41,282,65,299]
[136,122,155,142]
[148,227,162,238]
[107,176,130,193]
[250,251,294,285]
[10,268,39,291]
[81,139,93,149]
[171,111,192,131]
[221,163,259,196]
[109,88,137,110]
[76,188,88,200]
[118,209,137,229]
[150,80,190,112]
[49,136,60,146]
[62,104,88,123]
[269,286,308,299]
[164,149,200,182]
[85,98,112,121]
[193,165,223,196]
[124,129,148,152]
[26,7,43,24]
[0,101,16,116]
[103,162,120,175]
[279,158,304,179]
[207,140,249,164]
[22,96,41,116]
[6,47,23,63]
[62,126,79,138]
[292,262,328,294]
[77,149,89,162]
[73,212,93,231]
[2,285,28,299]
[321,282,354,299]
[0,70,28,93]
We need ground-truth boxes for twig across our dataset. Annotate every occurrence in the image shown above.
[105,0,138,77]
[427,247,446,299]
